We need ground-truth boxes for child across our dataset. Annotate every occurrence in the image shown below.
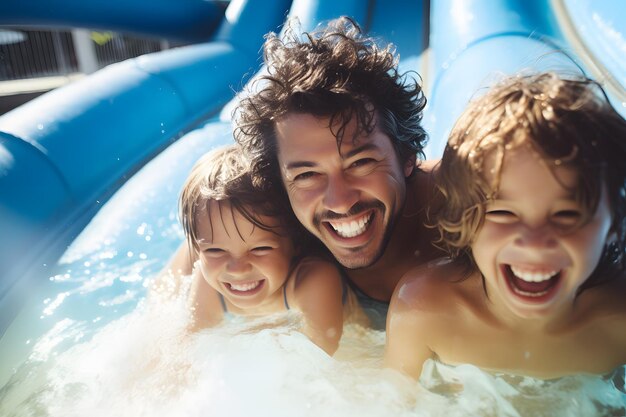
[165,144,357,355]
[385,72,626,379]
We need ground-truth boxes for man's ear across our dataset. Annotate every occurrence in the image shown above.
[404,154,417,178]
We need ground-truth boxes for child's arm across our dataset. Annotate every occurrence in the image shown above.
[291,259,345,355]
[384,270,437,380]
[149,242,196,298]
[163,242,196,279]
[187,264,223,331]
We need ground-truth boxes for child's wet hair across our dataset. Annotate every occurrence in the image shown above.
[435,72,626,289]
[179,145,306,254]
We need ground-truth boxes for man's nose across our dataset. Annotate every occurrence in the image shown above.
[226,256,252,275]
[322,174,360,214]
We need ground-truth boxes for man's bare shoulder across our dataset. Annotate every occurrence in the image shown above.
[417,158,440,173]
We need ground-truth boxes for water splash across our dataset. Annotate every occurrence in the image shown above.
[1,296,623,417]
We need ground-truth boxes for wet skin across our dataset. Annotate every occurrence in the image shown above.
[472,145,613,323]
[385,145,624,379]
[276,113,414,270]
[194,200,296,314]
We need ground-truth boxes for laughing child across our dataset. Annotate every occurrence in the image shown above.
[385,72,626,379]
[161,144,357,355]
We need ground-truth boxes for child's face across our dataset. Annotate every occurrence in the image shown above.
[194,200,296,310]
[471,145,612,320]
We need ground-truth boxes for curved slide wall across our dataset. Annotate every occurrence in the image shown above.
[0,0,624,334]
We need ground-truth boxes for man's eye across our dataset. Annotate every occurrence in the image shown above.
[293,171,317,181]
[350,158,375,168]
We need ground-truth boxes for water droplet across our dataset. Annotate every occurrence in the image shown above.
[137,223,147,235]
[37,123,44,130]
[127,251,134,258]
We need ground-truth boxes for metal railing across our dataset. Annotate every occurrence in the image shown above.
[0,27,168,81]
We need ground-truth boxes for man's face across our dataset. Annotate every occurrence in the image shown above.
[275,113,413,269]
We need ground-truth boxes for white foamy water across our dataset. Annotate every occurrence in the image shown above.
[1,291,624,417]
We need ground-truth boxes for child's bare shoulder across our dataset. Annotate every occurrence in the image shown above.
[292,256,340,285]
[392,258,472,313]
[290,256,343,295]
[584,276,626,322]
[574,277,626,363]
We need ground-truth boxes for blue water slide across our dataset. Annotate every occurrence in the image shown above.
[0,0,625,337]
[424,0,626,158]
[425,0,572,158]
[0,0,226,42]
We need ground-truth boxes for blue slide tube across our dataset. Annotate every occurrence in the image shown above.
[0,0,225,42]
[424,0,580,158]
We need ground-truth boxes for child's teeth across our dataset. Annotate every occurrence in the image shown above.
[230,281,260,291]
[510,266,558,282]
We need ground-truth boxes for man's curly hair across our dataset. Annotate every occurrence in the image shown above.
[233,16,427,195]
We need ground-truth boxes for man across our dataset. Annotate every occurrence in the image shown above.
[232,17,443,329]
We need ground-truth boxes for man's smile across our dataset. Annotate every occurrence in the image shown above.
[326,211,373,238]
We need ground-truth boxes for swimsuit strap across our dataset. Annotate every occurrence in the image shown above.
[283,283,290,310]
[344,275,387,304]
[218,292,228,313]
[344,274,389,330]
[341,273,348,305]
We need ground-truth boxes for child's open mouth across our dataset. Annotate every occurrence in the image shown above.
[225,280,265,296]
[501,264,561,301]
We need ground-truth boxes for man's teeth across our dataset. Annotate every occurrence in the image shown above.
[510,266,559,283]
[329,214,371,238]
[229,281,261,292]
